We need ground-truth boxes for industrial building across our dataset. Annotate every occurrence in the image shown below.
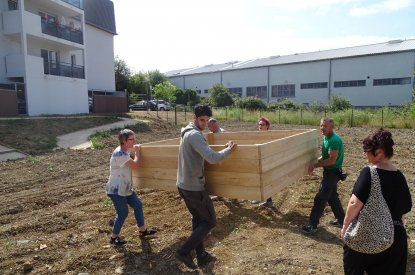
[166,39,415,107]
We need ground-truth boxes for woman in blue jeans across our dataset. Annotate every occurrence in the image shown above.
[106,129,157,245]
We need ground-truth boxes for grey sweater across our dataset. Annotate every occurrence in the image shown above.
[176,122,232,191]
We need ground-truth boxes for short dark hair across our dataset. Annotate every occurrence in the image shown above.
[194,105,212,118]
[363,128,394,158]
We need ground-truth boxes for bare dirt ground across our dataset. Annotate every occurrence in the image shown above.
[1,112,415,274]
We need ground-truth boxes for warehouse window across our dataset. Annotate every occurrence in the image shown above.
[300,82,328,89]
[228,87,242,97]
[246,86,267,98]
[373,77,411,86]
[334,80,366,88]
[271,84,295,98]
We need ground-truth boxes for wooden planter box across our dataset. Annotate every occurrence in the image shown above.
[133,129,318,201]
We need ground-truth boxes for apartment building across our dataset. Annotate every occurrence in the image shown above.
[166,39,415,107]
[0,0,117,116]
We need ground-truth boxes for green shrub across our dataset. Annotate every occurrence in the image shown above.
[329,95,351,112]
[234,96,267,110]
[268,99,300,111]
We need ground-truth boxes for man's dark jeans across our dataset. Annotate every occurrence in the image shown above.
[309,169,345,226]
[177,188,216,256]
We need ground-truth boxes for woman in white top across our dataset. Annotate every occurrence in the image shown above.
[106,129,157,245]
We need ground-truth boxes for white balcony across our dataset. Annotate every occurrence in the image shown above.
[5,54,25,78]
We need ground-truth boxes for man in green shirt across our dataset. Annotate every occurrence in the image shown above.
[302,118,345,234]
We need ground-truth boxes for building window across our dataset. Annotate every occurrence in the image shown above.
[228,87,242,97]
[373,77,411,86]
[300,82,328,89]
[271,84,295,98]
[204,89,209,94]
[8,0,18,10]
[196,90,201,94]
[246,86,267,98]
[334,80,366,88]
[41,49,59,75]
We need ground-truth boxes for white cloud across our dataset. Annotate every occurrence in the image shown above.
[349,0,415,16]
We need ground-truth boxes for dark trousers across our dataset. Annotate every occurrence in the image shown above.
[309,169,345,226]
[343,225,408,275]
[177,188,216,256]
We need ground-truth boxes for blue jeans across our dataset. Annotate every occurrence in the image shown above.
[309,169,345,226]
[177,188,216,256]
[108,192,144,235]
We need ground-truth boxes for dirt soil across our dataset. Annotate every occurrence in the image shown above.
[1,112,415,274]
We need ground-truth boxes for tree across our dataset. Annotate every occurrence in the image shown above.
[174,89,200,106]
[153,81,177,103]
[114,56,131,91]
[208,83,234,107]
[234,96,267,110]
[329,95,352,112]
[128,72,148,95]
[148,70,168,88]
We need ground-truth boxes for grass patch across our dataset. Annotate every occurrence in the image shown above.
[89,130,111,150]
[0,116,120,154]
[26,155,42,163]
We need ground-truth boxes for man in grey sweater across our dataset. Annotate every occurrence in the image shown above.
[175,105,237,269]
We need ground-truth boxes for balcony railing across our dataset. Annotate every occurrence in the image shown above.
[41,19,83,44]
[44,61,85,79]
[61,0,82,9]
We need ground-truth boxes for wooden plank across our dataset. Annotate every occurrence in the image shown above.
[133,178,177,191]
[259,129,318,159]
[260,138,318,172]
[211,129,308,144]
[205,171,261,187]
[261,150,314,199]
[205,158,260,173]
[141,137,180,146]
[205,184,263,201]
[134,167,177,180]
[139,156,178,168]
[140,146,179,157]
[208,144,260,160]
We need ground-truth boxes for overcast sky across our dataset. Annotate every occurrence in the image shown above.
[112,0,415,73]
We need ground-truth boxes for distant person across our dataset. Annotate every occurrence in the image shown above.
[341,128,412,275]
[207,118,224,133]
[175,105,237,269]
[302,118,345,234]
[106,129,157,245]
[251,117,274,208]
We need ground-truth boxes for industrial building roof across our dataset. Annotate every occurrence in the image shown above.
[165,39,415,77]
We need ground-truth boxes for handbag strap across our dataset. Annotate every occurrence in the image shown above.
[369,166,381,194]
[367,166,387,205]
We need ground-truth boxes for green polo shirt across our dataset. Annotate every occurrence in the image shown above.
[322,132,344,169]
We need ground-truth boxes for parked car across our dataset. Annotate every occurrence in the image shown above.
[151,100,171,111]
[129,100,157,111]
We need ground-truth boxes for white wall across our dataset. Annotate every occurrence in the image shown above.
[183,72,221,96]
[84,24,115,91]
[269,61,330,104]
[331,52,414,106]
[25,55,88,115]
[223,67,268,97]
